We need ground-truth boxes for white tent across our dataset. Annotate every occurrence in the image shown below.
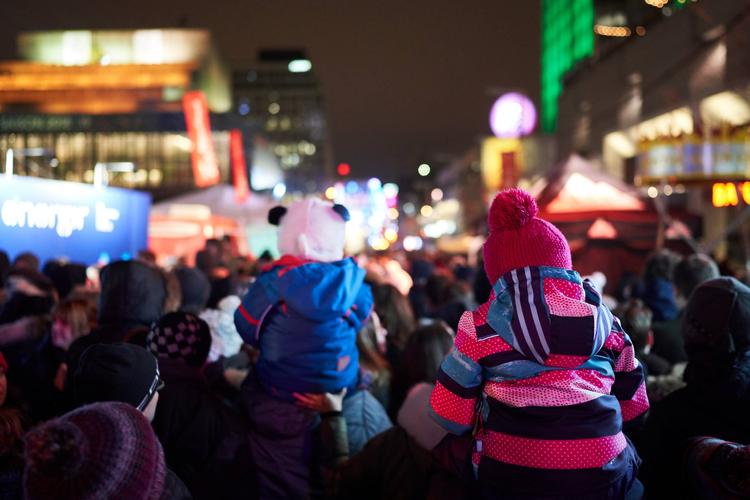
[151,184,273,225]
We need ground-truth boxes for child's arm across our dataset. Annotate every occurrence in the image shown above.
[429,311,483,435]
[608,323,650,427]
[234,282,274,348]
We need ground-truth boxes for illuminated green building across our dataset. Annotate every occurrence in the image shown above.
[540,0,595,132]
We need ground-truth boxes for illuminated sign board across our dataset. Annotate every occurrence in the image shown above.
[183,91,221,188]
[712,182,750,208]
[0,176,151,264]
[639,135,750,184]
[230,130,250,202]
[481,137,522,191]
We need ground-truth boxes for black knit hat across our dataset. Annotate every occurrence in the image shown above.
[683,277,750,385]
[683,277,750,354]
[147,312,211,367]
[73,343,160,411]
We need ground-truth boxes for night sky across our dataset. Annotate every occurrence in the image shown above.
[1,1,540,179]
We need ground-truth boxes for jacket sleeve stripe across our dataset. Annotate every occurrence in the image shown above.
[440,349,483,389]
[237,303,260,326]
[436,368,483,399]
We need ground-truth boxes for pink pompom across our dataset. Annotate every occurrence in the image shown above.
[488,189,538,232]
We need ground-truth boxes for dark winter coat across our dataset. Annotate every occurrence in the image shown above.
[240,371,392,499]
[0,317,64,421]
[329,425,467,500]
[637,350,750,498]
[651,316,688,365]
[152,358,253,500]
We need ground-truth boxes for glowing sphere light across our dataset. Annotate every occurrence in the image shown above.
[489,92,537,138]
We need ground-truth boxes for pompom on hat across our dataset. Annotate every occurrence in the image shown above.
[483,189,572,284]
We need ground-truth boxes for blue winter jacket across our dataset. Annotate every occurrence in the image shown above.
[235,256,373,400]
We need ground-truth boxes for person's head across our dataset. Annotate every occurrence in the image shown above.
[174,267,210,314]
[147,312,211,368]
[5,268,55,299]
[616,271,642,303]
[136,249,157,266]
[357,312,389,373]
[207,272,234,309]
[220,236,234,259]
[644,249,680,283]
[483,189,571,284]
[409,258,434,287]
[204,238,223,259]
[395,321,454,391]
[617,299,653,354]
[51,299,92,351]
[683,277,750,386]
[161,270,182,314]
[23,402,167,500]
[42,261,87,300]
[11,252,39,272]
[73,343,162,422]
[269,198,350,262]
[195,249,216,275]
[372,283,416,351]
[673,254,720,303]
[425,273,462,309]
[97,260,166,330]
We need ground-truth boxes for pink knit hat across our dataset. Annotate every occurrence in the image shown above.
[483,189,572,284]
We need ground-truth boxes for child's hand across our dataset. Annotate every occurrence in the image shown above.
[293,388,347,413]
[223,368,249,389]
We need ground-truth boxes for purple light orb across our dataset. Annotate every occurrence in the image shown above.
[489,92,537,138]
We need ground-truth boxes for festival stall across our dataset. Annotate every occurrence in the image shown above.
[532,155,697,293]
[149,184,275,265]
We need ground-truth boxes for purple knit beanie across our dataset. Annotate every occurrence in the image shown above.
[148,311,212,367]
[23,402,166,500]
[483,189,572,284]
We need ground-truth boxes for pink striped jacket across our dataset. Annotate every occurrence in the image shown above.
[429,266,649,495]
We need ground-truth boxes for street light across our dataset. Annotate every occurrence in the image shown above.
[288,59,312,73]
[418,163,431,177]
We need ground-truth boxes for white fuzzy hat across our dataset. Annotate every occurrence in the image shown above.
[268,198,350,262]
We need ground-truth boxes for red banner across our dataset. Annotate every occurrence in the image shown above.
[182,91,220,187]
[230,129,250,202]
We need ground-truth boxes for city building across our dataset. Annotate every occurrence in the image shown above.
[554,0,750,260]
[233,49,332,192]
[0,29,247,200]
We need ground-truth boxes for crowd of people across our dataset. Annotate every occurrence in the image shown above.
[0,189,748,499]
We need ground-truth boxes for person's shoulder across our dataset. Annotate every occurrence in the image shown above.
[648,385,692,423]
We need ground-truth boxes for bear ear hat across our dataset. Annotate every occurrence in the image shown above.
[331,204,351,222]
[268,206,287,226]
